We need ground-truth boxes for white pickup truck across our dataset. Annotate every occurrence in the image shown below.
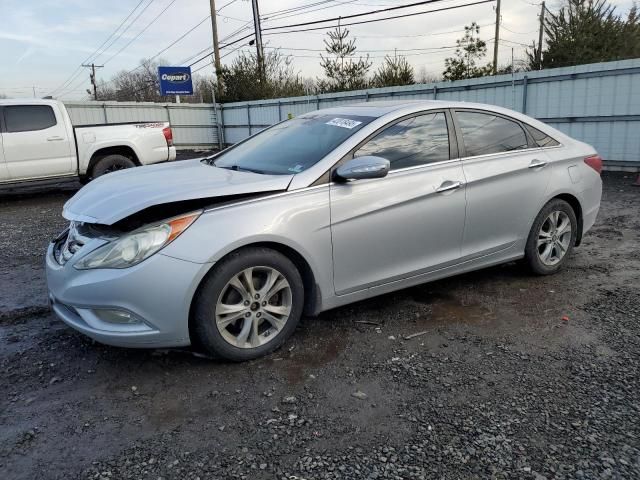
[0,99,176,185]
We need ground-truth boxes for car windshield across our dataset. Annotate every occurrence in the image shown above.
[210,113,375,175]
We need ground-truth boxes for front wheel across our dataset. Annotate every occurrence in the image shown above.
[524,199,578,275]
[192,247,304,361]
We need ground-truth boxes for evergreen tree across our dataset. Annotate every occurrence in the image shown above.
[218,50,306,102]
[371,54,415,88]
[443,23,493,81]
[317,26,371,92]
[527,0,640,69]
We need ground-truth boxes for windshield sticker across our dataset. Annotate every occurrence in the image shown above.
[326,118,362,129]
[288,164,305,173]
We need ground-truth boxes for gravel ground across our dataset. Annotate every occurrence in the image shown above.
[0,172,638,480]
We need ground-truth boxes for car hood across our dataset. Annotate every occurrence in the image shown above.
[63,159,293,225]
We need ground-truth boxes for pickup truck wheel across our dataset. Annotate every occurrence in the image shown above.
[91,154,136,179]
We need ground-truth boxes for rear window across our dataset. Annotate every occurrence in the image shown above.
[4,105,57,132]
[456,111,528,157]
[524,124,560,147]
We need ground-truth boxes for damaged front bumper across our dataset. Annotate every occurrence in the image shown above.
[45,236,213,349]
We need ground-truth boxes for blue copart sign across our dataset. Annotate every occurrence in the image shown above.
[158,66,193,95]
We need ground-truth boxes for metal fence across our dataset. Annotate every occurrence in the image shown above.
[220,58,640,169]
[62,59,640,168]
[63,101,220,150]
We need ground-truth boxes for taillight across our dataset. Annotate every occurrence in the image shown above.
[163,127,173,147]
[584,154,602,175]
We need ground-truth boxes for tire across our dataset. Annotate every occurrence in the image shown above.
[524,199,578,275]
[91,154,136,179]
[192,247,304,361]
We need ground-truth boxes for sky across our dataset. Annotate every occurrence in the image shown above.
[0,0,636,100]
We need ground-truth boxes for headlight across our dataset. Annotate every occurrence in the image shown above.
[74,211,200,270]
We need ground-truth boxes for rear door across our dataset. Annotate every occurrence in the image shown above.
[1,104,75,181]
[330,110,467,295]
[452,109,552,258]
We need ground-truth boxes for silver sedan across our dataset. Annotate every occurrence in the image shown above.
[46,101,603,361]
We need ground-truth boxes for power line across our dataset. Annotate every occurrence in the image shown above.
[263,0,467,31]
[102,0,180,65]
[262,0,360,22]
[260,0,496,36]
[264,45,459,53]
[187,0,494,69]
[48,0,151,96]
[217,0,240,12]
[93,0,157,63]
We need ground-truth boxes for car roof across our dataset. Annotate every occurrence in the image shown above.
[306,99,538,119]
[0,98,60,106]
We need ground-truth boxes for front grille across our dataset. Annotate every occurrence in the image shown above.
[53,222,90,266]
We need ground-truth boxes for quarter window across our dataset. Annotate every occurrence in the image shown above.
[456,111,527,157]
[524,124,560,147]
[355,112,450,170]
[4,105,57,133]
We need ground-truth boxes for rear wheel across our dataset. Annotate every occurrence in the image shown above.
[524,199,577,275]
[91,154,136,179]
[192,247,304,361]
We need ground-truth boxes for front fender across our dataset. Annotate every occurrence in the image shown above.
[160,187,334,302]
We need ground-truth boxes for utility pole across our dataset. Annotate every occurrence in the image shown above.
[536,1,546,69]
[251,0,265,81]
[209,0,223,97]
[492,0,501,75]
[82,63,104,101]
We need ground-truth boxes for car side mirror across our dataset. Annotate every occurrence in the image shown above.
[335,156,390,181]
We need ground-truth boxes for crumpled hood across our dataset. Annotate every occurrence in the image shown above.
[63,158,293,225]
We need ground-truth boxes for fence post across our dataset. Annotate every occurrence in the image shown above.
[365,91,369,102]
[316,95,320,110]
[165,104,172,127]
[522,76,528,114]
[247,104,251,136]
[217,103,225,150]
[102,103,108,123]
[278,101,282,121]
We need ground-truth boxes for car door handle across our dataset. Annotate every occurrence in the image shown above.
[436,181,463,193]
[47,136,64,141]
[528,159,547,169]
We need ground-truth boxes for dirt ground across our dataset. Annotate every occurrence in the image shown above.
[0,171,638,480]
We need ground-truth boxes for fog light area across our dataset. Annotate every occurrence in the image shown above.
[94,309,142,325]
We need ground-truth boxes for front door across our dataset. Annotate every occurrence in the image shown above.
[452,110,552,258]
[330,110,467,295]
[2,104,75,181]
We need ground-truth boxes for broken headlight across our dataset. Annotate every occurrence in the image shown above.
[74,211,200,270]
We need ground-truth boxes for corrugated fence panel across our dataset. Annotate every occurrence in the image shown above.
[64,104,106,125]
[64,59,640,164]
[63,101,218,150]
[220,59,640,166]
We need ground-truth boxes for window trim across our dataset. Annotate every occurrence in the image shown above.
[2,104,58,133]
[451,108,540,160]
[522,122,561,149]
[329,109,458,180]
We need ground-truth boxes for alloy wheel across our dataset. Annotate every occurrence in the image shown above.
[537,210,572,266]
[215,266,292,349]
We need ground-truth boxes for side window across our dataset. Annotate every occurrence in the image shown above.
[355,112,450,170]
[456,111,528,157]
[4,105,57,133]
[524,124,560,147]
